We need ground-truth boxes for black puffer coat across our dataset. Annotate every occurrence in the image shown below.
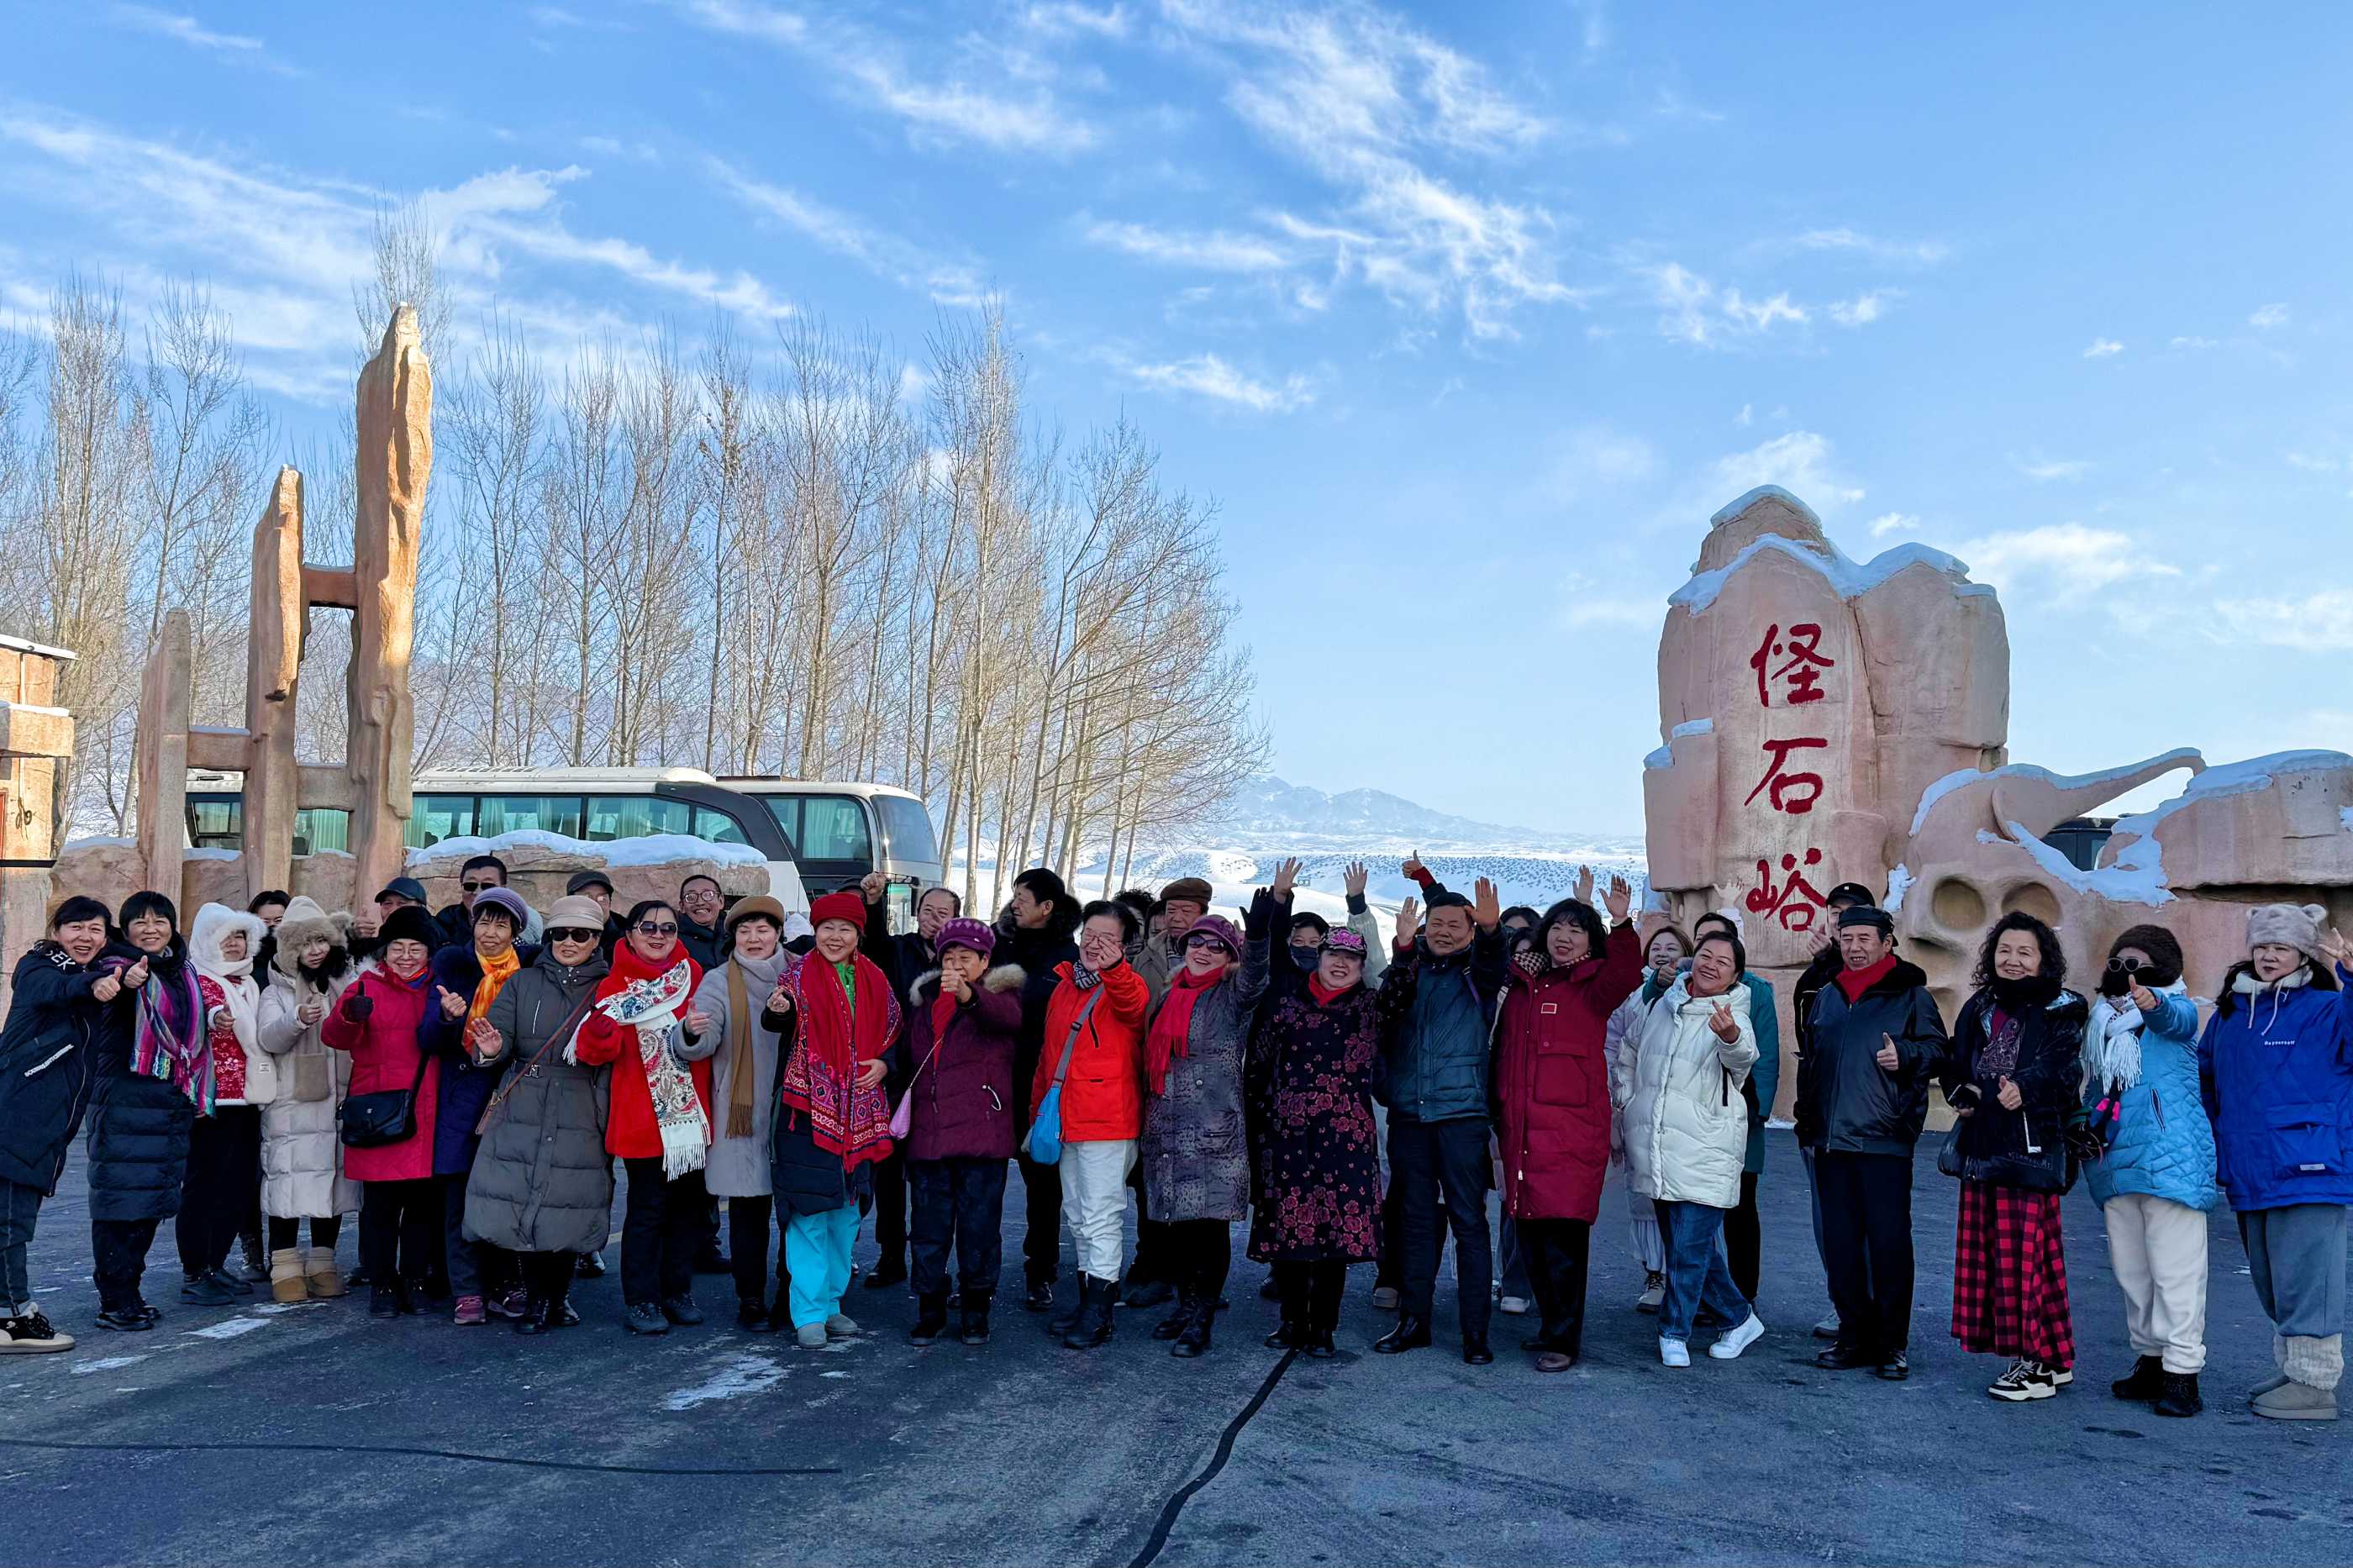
[463,952,613,1255]
[1795,958,1948,1156]
[84,939,198,1223]
[1938,980,2087,1182]
[0,943,105,1194]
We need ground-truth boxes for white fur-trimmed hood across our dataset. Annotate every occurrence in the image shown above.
[908,963,1026,1009]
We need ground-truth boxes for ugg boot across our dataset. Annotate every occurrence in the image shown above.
[2252,1333,2292,1400]
[303,1246,346,1299]
[269,1248,308,1305]
[2256,1334,2344,1420]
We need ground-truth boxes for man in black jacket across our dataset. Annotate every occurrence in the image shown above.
[998,868,1081,1312]
[854,873,963,1292]
[1798,904,1947,1381]
[1791,880,1875,1341]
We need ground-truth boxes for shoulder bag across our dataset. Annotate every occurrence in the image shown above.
[1024,988,1103,1166]
[337,996,434,1149]
[472,986,602,1139]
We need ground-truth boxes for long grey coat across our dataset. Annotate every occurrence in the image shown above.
[688,947,792,1198]
[463,953,613,1255]
[1140,942,1270,1223]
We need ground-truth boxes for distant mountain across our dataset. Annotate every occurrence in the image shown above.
[1205,776,1645,856]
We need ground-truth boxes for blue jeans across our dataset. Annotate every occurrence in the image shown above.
[1655,1198,1752,1344]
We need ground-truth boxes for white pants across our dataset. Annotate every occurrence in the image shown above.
[2103,1193,2208,1374]
[1060,1139,1136,1285]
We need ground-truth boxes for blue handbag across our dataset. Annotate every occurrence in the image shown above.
[1024,987,1103,1165]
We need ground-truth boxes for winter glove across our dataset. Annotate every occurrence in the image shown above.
[342,991,374,1023]
[1245,888,1277,941]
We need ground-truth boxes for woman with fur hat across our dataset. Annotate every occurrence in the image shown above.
[2200,903,2353,1421]
[682,895,796,1331]
[176,902,271,1307]
[2080,923,2214,1418]
[323,903,445,1316]
[762,890,899,1349]
[889,916,1024,1347]
[253,896,360,1303]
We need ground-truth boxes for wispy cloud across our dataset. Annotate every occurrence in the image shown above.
[711,160,982,303]
[1650,262,1805,346]
[1653,431,1865,529]
[1868,511,1919,537]
[1127,351,1315,413]
[2249,302,2290,329]
[2014,456,2092,482]
[1019,2,1130,37]
[1828,288,1898,327]
[1653,85,1724,124]
[672,0,1097,154]
[2170,334,2217,350]
[1080,218,1287,272]
[108,4,300,74]
[1787,228,1950,266]
[2083,338,2124,359]
[2210,589,2353,650]
[1960,522,2179,602]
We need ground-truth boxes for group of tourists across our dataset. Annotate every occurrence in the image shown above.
[0,851,2345,1424]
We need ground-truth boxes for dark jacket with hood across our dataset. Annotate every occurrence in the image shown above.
[85,939,199,1223]
[418,941,540,1177]
[0,943,106,1194]
[1374,926,1508,1125]
[1796,956,1947,1156]
[887,963,1026,1162]
[996,918,1079,1134]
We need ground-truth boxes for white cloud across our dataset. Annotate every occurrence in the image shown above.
[2249,302,2290,329]
[2169,335,2217,350]
[1653,86,1724,124]
[2083,338,2124,358]
[1867,511,1919,538]
[1571,0,1608,58]
[1564,595,1659,629]
[108,4,298,71]
[1019,3,1130,37]
[1544,424,1656,502]
[1650,263,1806,346]
[2286,450,2345,473]
[1957,523,2179,602]
[710,160,981,303]
[2014,457,2092,482]
[1829,288,1897,326]
[1733,403,1752,427]
[2211,588,2353,651]
[1080,218,1288,272]
[1789,228,1950,266]
[1127,351,1314,413]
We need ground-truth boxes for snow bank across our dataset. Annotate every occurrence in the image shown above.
[2003,820,2171,908]
[408,829,767,868]
[1671,534,1976,615]
[1643,746,1672,771]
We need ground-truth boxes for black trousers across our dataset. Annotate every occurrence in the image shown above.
[1017,1150,1061,1286]
[176,1107,261,1277]
[1388,1117,1492,1334]
[266,1214,343,1251]
[871,1150,908,1275]
[1272,1260,1347,1334]
[908,1157,1008,1296]
[622,1159,708,1307]
[728,1195,792,1307]
[1374,1175,1446,1289]
[92,1216,162,1313]
[1518,1216,1592,1357]
[1724,1171,1762,1304]
[519,1249,575,1311]
[1128,1161,1171,1285]
[1165,1218,1232,1303]
[361,1179,440,1286]
[442,1171,513,1299]
[1815,1151,1914,1355]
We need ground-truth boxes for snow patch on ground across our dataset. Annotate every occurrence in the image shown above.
[69,1355,148,1375]
[185,1317,271,1339]
[662,1355,787,1410]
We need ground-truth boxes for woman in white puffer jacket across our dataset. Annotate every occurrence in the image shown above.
[1617,929,1763,1367]
[253,897,361,1302]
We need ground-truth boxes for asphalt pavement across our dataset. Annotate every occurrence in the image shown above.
[0,1135,2343,1566]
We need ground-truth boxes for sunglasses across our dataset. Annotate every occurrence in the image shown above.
[461,881,498,892]
[2105,956,2150,974]
[1184,933,1232,952]
[636,922,679,938]
[547,928,601,944]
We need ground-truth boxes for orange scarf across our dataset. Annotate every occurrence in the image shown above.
[469,945,522,1024]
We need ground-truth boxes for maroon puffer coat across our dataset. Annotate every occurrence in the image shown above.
[1493,923,1645,1221]
[891,964,1025,1162]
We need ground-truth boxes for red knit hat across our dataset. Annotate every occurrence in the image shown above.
[809,891,867,932]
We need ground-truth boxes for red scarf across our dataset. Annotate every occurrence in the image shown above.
[777,950,900,1167]
[1146,964,1225,1096]
[797,953,894,1077]
[1307,976,1355,1007]
[1834,953,1897,1003]
[929,986,961,1046]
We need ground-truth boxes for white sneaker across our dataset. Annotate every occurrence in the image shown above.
[1708,1313,1766,1360]
[1659,1336,1691,1367]
[1813,1311,1841,1340]
[1498,1296,1530,1316]
[1988,1358,2058,1402]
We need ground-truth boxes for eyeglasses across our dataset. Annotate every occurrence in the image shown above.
[461,881,497,892]
[636,922,679,937]
[548,929,600,944]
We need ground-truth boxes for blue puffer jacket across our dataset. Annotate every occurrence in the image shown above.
[2082,987,2217,1212]
[2198,965,2353,1212]
[1373,929,1507,1125]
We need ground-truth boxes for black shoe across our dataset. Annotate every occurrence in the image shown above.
[396,1280,422,1316]
[136,1300,162,1325]
[1063,1276,1116,1350]
[345,1263,371,1289]
[1876,1350,1911,1381]
[660,1294,704,1326]
[624,1302,670,1335]
[1122,1277,1174,1310]
[1024,1279,1055,1313]
[555,1299,582,1329]
[1264,1318,1302,1350]
[738,1299,776,1333]
[1171,1302,1213,1358]
[1303,1330,1338,1360]
[180,1272,234,1307]
[945,1290,963,1310]
[1815,1342,1876,1371]
[958,1289,992,1345]
[368,1286,399,1319]
[208,1265,255,1297]
[94,1307,155,1333]
[1373,1314,1432,1355]
[418,1276,451,1306]
[2154,1371,2203,1418]
[908,1292,950,1344]
[1152,1294,1196,1341]
[1461,1332,1494,1365]
[515,1297,553,1336]
[861,1263,908,1292]
[1047,1283,1083,1337]
[576,1250,607,1278]
[2111,1355,2166,1402]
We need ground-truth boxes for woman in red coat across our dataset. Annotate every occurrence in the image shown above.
[320,906,443,1318]
[573,900,711,1336]
[1492,876,1644,1373]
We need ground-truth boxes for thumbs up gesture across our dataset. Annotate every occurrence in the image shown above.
[1995,1075,2024,1112]
[1875,1033,1901,1072]
[124,955,150,990]
[437,984,467,1020]
[1708,1000,1740,1043]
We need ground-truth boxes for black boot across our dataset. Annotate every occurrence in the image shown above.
[958,1288,992,1346]
[2111,1355,2166,1402]
[1266,1269,1306,1349]
[1024,1277,1055,1313]
[1171,1297,1213,1358]
[1153,1289,1197,1341]
[908,1292,950,1344]
[2154,1371,2203,1418]
[1373,1313,1432,1355]
[1063,1276,1116,1350]
[1047,1279,1083,1336]
[1461,1329,1494,1365]
[515,1294,553,1336]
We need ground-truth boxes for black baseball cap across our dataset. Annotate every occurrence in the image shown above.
[375,876,429,905]
[1824,881,1876,909]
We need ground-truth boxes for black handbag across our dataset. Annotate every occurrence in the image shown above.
[337,1023,433,1149]
[1937,1108,2073,1193]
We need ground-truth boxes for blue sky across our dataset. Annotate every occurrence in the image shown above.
[6,2,2350,835]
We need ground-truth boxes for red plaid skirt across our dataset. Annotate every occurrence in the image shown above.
[1951,1180,2073,1367]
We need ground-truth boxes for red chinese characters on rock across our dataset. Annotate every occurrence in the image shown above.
[1739,616,1840,939]
[1744,736,1828,815]
[1745,848,1829,932]
[1749,622,1834,708]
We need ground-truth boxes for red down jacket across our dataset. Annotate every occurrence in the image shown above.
[1493,922,1645,1221]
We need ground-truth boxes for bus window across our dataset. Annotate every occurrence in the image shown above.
[875,795,939,866]
[692,806,749,846]
[408,793,476,849]
[797,795,872,864]
[293,808,350,856]
[190,798,240,851]
[586,795,692,842]
[478,794,586,839]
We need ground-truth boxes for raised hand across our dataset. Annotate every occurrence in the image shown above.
[766,982,793,1015]
[466,1017,503,1060]
[1344,861,1368,899]
[1708,1000,1740,1042]
[1472,877,1502,932]
[297,995,327,1027]
[1574,865,1595,905]
[344,990,374,1022]
[1402,855,1426,883]
[91,971,122,1004]
[2127,981,2158,1014]
[437,984,467,1020]
[124,955,150,990]
[1875,1032,1900,1072]
[949,971,973,1003]
[353,910,380,939]
[2321,928,2353,971]
[1995,1076,2023,1112]
[860,871,887,904]
[1271,857,1302,898]
[1603,875,1633,923]
[1393,897,1420,952]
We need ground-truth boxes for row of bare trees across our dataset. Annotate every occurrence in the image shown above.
[0,247,1266,900]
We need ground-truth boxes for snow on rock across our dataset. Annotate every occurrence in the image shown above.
[1907,750,2203,838]
[184,847,240,861]
[1884,863,1913,913]
[2003,820,2171,907]
[1671,534,1977,616]
[408,830,766,868]
[2108,750,2353,848]
[1670,718,1714,739]
[61,835,136,850]
[1643,745,1672,771]
[1710,485,1821,529]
